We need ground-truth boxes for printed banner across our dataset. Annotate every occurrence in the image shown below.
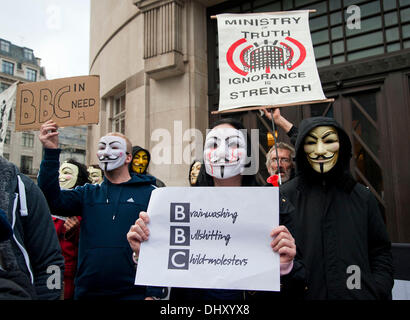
[217,11,326,111]
[15,75,100,131]
[135,187,280,292]
[0,82,17,156]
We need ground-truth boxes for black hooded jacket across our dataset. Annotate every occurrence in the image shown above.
[280,117,393,300]
[129,146,166,187]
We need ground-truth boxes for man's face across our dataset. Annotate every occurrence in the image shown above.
[132,150,149,174]
[269,148,293,183]
[190,161,201,185]
[59,162,79,189]
[97,135,128,172]
[304,126,340,174]
[203,124,247,180]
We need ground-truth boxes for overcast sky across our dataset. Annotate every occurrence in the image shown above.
[1,0,90,80]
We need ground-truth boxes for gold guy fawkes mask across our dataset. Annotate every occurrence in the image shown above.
[88,166,103,184]
[132,150,149,174]
[303,126,340,174]
[190,161,201,185]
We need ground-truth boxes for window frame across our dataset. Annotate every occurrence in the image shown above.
[0,40,10,52]
[21,132,34,148]
[111,92,126,134]
[1,60,14,75]
[26,67,37,81]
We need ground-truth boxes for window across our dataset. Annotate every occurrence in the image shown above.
[0,82,10,93]
[24,48,33,60]
[20,156,33,175]
[112,93,126,134]
[22,132,34,148]
[0,40,9,52]
[4,130,11,145]
[1,61,14,75]
[26,68,37,81]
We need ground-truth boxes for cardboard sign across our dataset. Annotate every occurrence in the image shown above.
[135,187,281,292]
[15,75,100,131]
[216,11,326,111]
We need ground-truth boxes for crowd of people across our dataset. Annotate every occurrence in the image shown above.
[0,108,393,300]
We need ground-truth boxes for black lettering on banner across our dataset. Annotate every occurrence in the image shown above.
[168,249,190,270]
[170,203,190,223]
[170,226,190,246]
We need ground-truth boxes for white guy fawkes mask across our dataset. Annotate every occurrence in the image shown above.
[203,126,247,179]
[59,162,79,189]
[97,135,128,172]
[303,126,340,174]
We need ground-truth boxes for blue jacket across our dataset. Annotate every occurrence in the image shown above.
[38,148,164,299]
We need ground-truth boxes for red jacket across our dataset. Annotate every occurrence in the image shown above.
[53,217,81,275]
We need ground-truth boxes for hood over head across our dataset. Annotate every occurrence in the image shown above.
[294,117,355,188]
[129,146,151,174]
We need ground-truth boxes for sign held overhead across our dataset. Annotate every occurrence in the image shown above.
[216,11,327,112]
[15,75,100,131]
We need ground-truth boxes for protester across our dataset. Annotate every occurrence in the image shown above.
[129,146,166,187]
[0,155,64,299]
[265,142,295,184]
[37,120,166,300]
[188,160,201,186]
[53,159,89,299]
[280,116,393,299]
[87,164,103,184]
[127,118,306,300]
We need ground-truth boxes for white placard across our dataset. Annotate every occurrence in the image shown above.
[217,11,326,111]
[0,82,17,156]
[135,187,280,292]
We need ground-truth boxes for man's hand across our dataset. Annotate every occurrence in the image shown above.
[39,120,59,149]
[262,107,293,133]
[270,225,296,264]
[64,216,80,233]
[263,107,281,122]
[127,211,150,258]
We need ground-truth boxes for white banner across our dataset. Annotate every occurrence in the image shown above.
[217,11,326,111]
[0,82,17,156]
[135,187,280,292]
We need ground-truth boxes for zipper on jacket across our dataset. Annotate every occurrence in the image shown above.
[112,185,124,221]
[11,193,34,283]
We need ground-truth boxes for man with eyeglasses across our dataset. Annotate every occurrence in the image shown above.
[266,142,295,184]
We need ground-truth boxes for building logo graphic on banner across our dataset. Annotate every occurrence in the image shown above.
[217,11,327,111]
[226,36,306,76]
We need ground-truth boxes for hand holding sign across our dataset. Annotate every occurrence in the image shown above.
[270,225,296,264]
[39,120,59,149]
[131,187,297,291]
[127,211,150,258]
